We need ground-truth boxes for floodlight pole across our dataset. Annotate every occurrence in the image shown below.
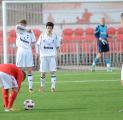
[2,1,8,63]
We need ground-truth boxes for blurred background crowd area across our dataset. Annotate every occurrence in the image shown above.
[0,1,122,69]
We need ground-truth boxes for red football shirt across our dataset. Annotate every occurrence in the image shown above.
[0,64,24,89]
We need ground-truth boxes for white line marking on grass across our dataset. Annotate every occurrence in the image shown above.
[23,80,118,84]
[33,72,119,77]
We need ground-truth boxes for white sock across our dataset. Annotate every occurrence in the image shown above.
[51,75,56,89]
[40,77,45,87]
[28,74,33,90]
[107,63,110,68]
[92,62,96,66]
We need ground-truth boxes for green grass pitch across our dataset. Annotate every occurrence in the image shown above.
[0,70,123,120]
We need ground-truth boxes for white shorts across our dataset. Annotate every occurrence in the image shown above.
[121,64,123,80]
[0,72,18,89]
[16,47,34,67]
[40,56,56,72]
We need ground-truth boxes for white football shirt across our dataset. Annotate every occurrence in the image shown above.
[36,32,60,57]
[16,24,36,49]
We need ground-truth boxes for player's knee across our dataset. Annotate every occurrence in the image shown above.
[97,53,101,58]
[51,72,56,76]
[28,68,32,74]
[13,87,19,93]
[41,73,45,79]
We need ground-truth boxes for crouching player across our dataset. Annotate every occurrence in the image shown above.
[36,22,60,92]
[0,64,26,112]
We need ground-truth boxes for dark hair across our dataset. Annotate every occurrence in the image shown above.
[22,70,26,81]
[19,19,27,24]
[121,13,123,17]
[46,22,54,29]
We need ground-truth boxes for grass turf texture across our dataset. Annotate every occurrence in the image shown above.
[0,70,123,120]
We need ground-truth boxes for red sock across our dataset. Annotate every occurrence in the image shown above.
[8,90,18,109]
[2,88,9,108]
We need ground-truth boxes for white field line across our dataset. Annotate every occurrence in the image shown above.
[33,72,120,77]
[23,79,118,84]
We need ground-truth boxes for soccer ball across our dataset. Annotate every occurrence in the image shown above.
[23,99,35,110]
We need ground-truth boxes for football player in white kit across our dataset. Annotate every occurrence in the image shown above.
[16,20,36,92]
[121,13,123,85]
[36,22,60,92]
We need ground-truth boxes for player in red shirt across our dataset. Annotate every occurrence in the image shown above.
[0,64,26,112]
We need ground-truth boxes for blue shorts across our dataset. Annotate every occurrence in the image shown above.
[97,40,109,53]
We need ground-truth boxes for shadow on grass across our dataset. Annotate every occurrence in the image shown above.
[0,107,87,113]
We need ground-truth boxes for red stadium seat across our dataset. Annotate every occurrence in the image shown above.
[85,27,94,35]
[117,34,123,41]
[0,37,3,45]
[117,27,123,41]
[108,41,114,53]
[8,30,16,37]
[60,43,68,54]
[0,30,3,37]
[73,28,85,41]
[85,35,95,41]
[63,28,73,41]
[69,42,77,54]
[85,28,95,41]
[33,29,41,40]
[107,27,116,35]
[117,27,123,34]
[8,30,16,44]
[8,37,16,44]
[80,42,93,54]
[8,46,15,56]
[107,27,116,41]
[117,40,123,53]
[0,45,3,56]
[92,41,98,54]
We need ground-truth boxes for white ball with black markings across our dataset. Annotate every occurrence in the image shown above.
[23,99,35,110]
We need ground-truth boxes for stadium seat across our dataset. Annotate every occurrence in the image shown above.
[107,27,116,35]
[60,43,68,54]
[85,27,94,34]
[117,40,123,53]
[63,28,73,41]
[85,27,95,41]
[8,37,16,44]
[0,30,3,37]
[108,41,114,53]
[80,41,93,54]
[117,27,123,34]
[8,30,16,37]
[73,28,85,41]
[8,46,15,56]
[33,29,41,40]
[117,27,123,41]
[91,40,97,54]
[69,42,77,54]
[8,30,16,44]
[107,27,116,41]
